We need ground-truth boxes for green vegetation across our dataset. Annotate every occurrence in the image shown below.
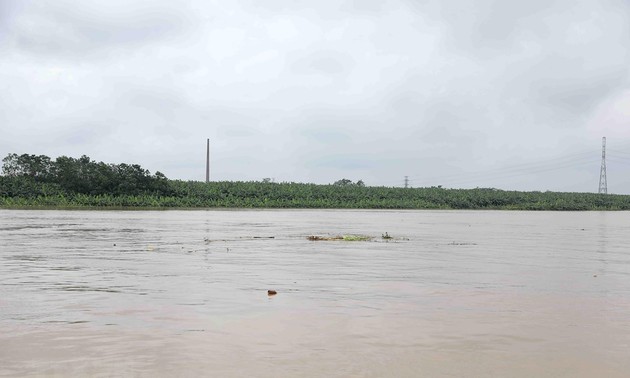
[1,153,630,210]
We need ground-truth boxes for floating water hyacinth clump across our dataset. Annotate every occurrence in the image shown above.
[307,235,372,241]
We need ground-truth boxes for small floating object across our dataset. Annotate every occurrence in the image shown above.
[267,290,277,296]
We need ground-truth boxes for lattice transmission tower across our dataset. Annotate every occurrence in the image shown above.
[598,136,607,194]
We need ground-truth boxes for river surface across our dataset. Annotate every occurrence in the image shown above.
[1,209,629,377]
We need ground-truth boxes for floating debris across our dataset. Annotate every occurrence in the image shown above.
[343,235,372,241]
[448,242,477,246]
[307,234,372,241]
[307,235,338,241]
[267,290,277,296]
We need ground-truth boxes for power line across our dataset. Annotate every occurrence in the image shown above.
[371,141,628,191]
[409,155,598,188]
[607,156,630,165]
[412,158,596,188]
[405,150,597,185]
[607,149,630,159]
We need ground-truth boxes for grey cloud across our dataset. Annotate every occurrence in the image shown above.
[0,2,24,37]
[341,0,392,14]
[9,1,189,57]
[531,71,627,116]
[53,122,116,147]
[239,0,406,22]
[495,56,630,128]
[239,0,346,15]
[406,0,602,54]
[291,51,354,75]
[114,86,188,126]
[387,0,630,133]
[246,0,392,14]
[446,1,556,52]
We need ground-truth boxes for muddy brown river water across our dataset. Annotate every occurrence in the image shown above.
[1,209,629,377]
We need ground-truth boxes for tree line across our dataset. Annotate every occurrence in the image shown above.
[1,153,169,196]
[2,152,630,210]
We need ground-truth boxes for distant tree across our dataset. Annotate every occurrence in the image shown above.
[113,163,152,194]
[333,178,365,187]
[53,155,83,192]
[2,153,54,181]
[1,153,19,176]
[1,152,171,196]
[151,171,170,194]
[333,178,353,186]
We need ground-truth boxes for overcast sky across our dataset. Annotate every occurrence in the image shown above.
[1,0,629,193]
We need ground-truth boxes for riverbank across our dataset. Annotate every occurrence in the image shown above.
[2,180,629,210]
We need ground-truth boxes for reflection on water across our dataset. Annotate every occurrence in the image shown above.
[1,209,630,377]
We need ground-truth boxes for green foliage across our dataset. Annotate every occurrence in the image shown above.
[2,153,54,181]
[2,152,630,210]
[1,153,169,197]
[342,234,372,241]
